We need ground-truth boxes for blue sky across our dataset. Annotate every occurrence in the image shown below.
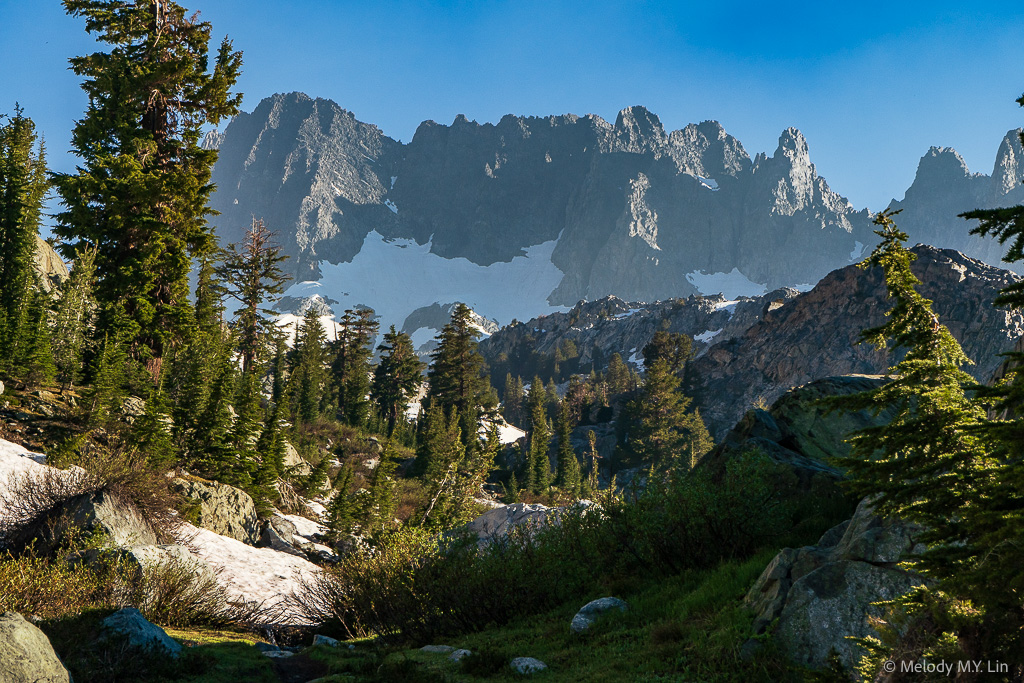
[2,0,1024,214]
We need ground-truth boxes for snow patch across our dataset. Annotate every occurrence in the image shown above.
[613,308,643,319]
[712,300,739,316]
[850,241,865,261]
[686,268,767,298]
[284,231,569,335]
[275,313,343,345]
[180,522,319,623]
[694,329,723,343]
[390,176,397,189]
[697,176,719,191]
[384,199,398,214]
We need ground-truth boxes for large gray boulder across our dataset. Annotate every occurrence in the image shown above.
[745,498,926,670]
[570,597,628,633]
[0,611,71,683]
[72,543,214,581]
[259,515,306,558]
[172,477,260,545]
[39,490,157,553]
[462,501,597,546]
[102,607,182,658]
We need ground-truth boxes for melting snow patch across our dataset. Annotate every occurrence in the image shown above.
[712,300,739,317]
[179,522,319,624]
[850,241,866,261]
[384,199,398,214]
[390,176,397,189]
[694,329,723,344]
[697,176,719,191]
[686,268,767,299]
[283,231,568,336]
[614,308,643,319]
[276,313,342,345]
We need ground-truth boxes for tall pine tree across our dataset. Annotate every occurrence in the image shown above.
[54,0,242,378]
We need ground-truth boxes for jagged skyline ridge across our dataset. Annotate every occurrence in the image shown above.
[2,1,1024,215]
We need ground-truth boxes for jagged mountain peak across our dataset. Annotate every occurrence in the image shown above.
[991,129,1024,198]
[613,105,669,153]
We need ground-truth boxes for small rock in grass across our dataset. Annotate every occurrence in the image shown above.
[510,657,548,674]
[420,644,454,653]
[570,596,629,633]
[102,608,181,658]
[262,650,295,658]
[254,641,279,653]
[449,648,472,661]
[313,634,340,647]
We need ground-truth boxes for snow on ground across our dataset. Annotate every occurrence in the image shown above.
[0,437,47,473]
[495,423,526,444]
[179,522,319,622]
[613,308,644,319]
[279,513,325,540]
[697,176,719,191]
[686,268,767,299]
[282,231,569,336]
[628,348,644,368]
[712,299,739,316]
[694,329,723,344]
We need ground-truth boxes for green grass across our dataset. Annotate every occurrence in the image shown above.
[306,550,809,682]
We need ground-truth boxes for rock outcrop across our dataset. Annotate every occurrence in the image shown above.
[746,498,924,670]
[172,477,260,545]
[102,607,182,658]
[461,501,596,546]
[570,597,629,634]
[33,236,68,293]
[0,611,71,683]
[691,245,1024,437]
[39,490,158,553]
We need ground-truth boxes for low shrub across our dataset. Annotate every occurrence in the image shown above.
[292,450,820,643]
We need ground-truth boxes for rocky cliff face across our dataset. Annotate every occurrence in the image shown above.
[209,94,877,335]
[889,130,1024,270]
[691,245,1024,437]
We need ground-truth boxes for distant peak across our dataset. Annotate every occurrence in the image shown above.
[777,128,809,156]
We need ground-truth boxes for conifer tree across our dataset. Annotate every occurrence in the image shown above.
[16,288,57,389]
[554,400,582,496]
[606,353,630,394]
[625,358,711,471]
[426,303,487,427]
[363,444,398,534]
[831,210,998,611]
[190,355,236,476]
[371,325,423,435]
[54,0,242,377]
[131,384,176,468]
[502,373,525,426]
[641,331,693,375]
[0,108,47,365]
[52,246,97,390]
[419,406,466,527]
[326,464,356,540]
[584,429,601,495]
[331,308,378,427]
[290,308,328,424]
[218,218,289,373]
[527,377,552,494]
[86,333,130,426]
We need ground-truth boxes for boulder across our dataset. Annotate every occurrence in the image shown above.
[449,649,472,661]
[102,607,182,658]
[172,477,260,545]
[40,490,157,553]
[462,500,597,546]
[745,498,925,670]
[420,645,454,653]
[312,634,339,647]
[510,657,548,674]
[71,543,214,581]
[570,597,629,633]
[283,441,312,477]
[0,611,71,683]
[259,515,306,558]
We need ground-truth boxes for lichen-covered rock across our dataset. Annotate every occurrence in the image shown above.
[172,477,260,545]
[282,441,312,477]
[745,498,925,670]
[774,561,919,669]
[510,656,548,674]
[259,515,306,558]
[102,607,182,658]
[462,501,597,546]
[570,597,629,633]
[0,611,70,682]
[40,490,158,553]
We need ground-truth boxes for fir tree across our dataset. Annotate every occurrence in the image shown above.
[527,377,552,494]
[331,308,378,427]
[325,464,356,540]
[426,303,487,423]
[501,373,525,426]
[641,331,693,375]
[0,107,48,365]
[52,245,97,390]
[363,444,398,534]
[218,218,289,373]
[371,325,423,435]
[54,0,242,377]
[16,288,57,389]
[131,384,176,468]
[606,353,630,394]
[554,400,582,496]
[290,308,328,425]
[86,333,130,426]
[625,358,712,471]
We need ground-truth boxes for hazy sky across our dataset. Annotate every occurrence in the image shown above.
[3,0,1024,215]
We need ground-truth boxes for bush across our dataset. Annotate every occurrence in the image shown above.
[0,434,182,552]
[292,450,810,642]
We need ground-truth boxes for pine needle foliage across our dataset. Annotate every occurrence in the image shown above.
[828,209,994,584]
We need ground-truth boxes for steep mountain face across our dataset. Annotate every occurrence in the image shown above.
[889,130,1024,270]
[690,245,1024,437]
[208,93,876,336]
